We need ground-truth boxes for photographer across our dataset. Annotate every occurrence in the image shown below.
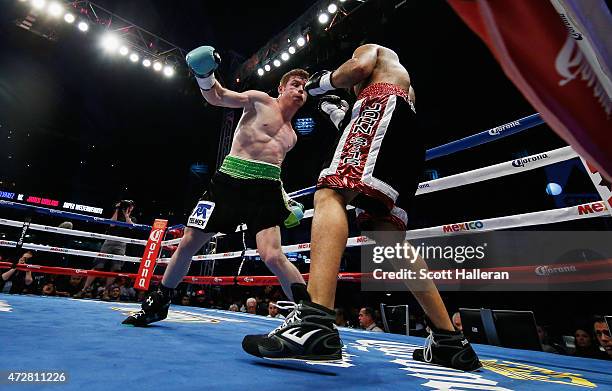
[0,251,35,294]
[74,200,136,300]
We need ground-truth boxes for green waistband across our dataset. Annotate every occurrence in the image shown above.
[219,155,281,180]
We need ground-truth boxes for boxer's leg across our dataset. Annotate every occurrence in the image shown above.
[307,188,356,309]
[162,227,215,288]
[256,226,305,301]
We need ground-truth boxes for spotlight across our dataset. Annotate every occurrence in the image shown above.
[32,0,46,10]
[63,13,75,23]
[153,62,162,71]
[318,13,329,24]
[328,4,338,13]
[101,34,120,52]
[77,21,89,32]
[163,66,174,77]
[119,46,129,56]
[129,53,139,62]
[273,59,281,67]
[288,46,296,54]
[281,52,289,61]
[142,59,151,67]
[296,37,306,47]
[264,64,271,72]
[340,0,346,2]
[48,2,63,17]
[257,68,264,76]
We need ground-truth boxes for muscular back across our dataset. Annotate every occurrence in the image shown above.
[354,45,412,99]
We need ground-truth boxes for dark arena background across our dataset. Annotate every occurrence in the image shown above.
[0,1,611,390]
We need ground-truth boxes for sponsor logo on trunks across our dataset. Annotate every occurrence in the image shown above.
[577,201,608,215]
[482,359,595,388]
[355,236,369,243]
[512,153,548,168]
[417,183,430,189]
[442,221,484,233]
[187,201,215,229]
[535,265,577,276]
[488,120,521,136]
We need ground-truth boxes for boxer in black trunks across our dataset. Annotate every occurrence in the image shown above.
[123,46,309,327]
[242,44,481,371]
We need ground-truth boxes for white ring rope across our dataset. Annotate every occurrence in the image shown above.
[0,218,147,245]
[1,145,605,265]
[159,146,579,245]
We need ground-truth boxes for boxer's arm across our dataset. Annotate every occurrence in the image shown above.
[331,44,378,88]
[201,84,266,109]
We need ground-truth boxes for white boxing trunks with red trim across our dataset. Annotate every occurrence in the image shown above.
[317,82,424,231]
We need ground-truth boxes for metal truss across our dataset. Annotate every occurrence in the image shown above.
[15,0,187,71]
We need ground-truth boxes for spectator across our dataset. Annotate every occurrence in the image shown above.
[246,297,257,315]
[228,304,239,312]
[335,308,348,327]
[452,312,462,331]
[74,200,136,300]
[0,251,35,294]
[537,325,558,354]
[107,285,121,301]
[594,317,612,360]
[573,328,602,359]
[267,300,284,319]
[55,275,84,297]
[181,295,191,306]
[41,282,56,296]
[359,307,384,332]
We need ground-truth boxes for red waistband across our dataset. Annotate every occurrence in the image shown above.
[357,83,409,100]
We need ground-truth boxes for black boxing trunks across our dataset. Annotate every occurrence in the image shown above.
[318,82,425,230]
[187,155,304,235]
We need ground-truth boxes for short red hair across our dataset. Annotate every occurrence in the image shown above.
[279,68,309,87]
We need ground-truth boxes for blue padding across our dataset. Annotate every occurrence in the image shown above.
[0,200,151,231]
[1,294,610,391]
[426,113,544,160]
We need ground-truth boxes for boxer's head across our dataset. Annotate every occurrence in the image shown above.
[278,68,309,106]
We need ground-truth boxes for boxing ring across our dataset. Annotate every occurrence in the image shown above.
[0,294,610,390]
[1,113,611,390]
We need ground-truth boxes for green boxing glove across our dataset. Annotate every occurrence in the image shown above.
[284,199,305,229]
[185,45,221,91]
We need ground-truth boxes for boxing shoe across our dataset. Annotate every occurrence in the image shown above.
[413,324,482,371]
[242,283,342,361]
[122,285,173,327]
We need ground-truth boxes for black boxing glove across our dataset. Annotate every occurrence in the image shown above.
[305,70,336,96]
[318,95,350,129]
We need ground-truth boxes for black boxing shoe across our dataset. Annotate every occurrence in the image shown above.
[242,283,342,361]
[413,325,482,371]
[122,285,173,327]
